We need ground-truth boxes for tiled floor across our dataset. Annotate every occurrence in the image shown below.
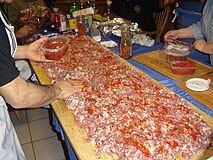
[9,108,68,160]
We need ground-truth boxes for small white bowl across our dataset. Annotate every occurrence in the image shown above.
[186,78,211,91]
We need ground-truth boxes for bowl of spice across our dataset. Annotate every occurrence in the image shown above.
[170,60,196,75]
[41,36,69,60]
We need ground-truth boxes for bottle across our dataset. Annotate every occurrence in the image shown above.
[77,15,86,36]
[80,0,92,32]
[80,1,84,10]
[70,2,79,15]
[69,2,79,30]
[66,14,71,31]
[85,0,93,29]
[119,24,132,59]
[50,12,56,30]
[58,12,67,32]
[104,0,112,21]
[85,16,90,32]
[85,0,91,8]
[50,7,59,31]
[91,0,96,12]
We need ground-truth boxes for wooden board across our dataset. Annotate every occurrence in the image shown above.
[133,51,213,82]
[133,50,213,111]
[30,51,213,160]
[179,71,213,111]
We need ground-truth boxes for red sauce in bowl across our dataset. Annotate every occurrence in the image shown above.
[170,60,196,75]
[172,61,196,67]
[41,36,69,60]
[44,40,65,49]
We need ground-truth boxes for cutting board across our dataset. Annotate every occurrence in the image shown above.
[133,51,213,82]
[30,47,213,160]
[179,71,213,111]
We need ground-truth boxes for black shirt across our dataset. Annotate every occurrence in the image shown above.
[0,16,19,87]
[110,0,163,32]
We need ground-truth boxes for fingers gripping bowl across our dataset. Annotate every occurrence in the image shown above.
[41,36,70,60]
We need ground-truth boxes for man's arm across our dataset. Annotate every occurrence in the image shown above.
[164,27,194,41]
[0,75,83,109]
[0,76,61,109]
[14,37,49,62]
[188,22,204,40]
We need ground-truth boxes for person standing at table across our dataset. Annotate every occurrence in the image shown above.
[1,0,52,81]
[164,0,213,65]
[1,0,50,40]
[0,0,82,159]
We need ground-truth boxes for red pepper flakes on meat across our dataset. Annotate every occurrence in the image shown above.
[37,35,213,160]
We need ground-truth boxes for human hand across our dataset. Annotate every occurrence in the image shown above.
[164,30,180,42]
[164,28,194,42]
[193,39,207,53]
[54,80,83,99]
[25,37,52,62]
[16,25,36,39]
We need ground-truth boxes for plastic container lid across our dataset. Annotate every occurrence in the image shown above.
[163,40,192,56]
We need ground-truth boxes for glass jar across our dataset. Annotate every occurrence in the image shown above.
[77,15,86,36]
[119,24,132,59]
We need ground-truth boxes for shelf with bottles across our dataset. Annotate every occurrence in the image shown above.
[54,0,108,15]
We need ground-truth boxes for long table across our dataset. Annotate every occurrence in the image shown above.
[30,36,213,160]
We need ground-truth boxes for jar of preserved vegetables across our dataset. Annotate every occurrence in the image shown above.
[119,24,132,59]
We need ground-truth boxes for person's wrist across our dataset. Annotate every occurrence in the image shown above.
[202,44,209,54]
[22,45,31,59]
[51,84,62,99]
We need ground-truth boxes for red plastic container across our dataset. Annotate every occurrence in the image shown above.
[41,36,69,60]
[170,60,196,75]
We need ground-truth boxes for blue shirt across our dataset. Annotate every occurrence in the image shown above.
[188,0,213,64]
